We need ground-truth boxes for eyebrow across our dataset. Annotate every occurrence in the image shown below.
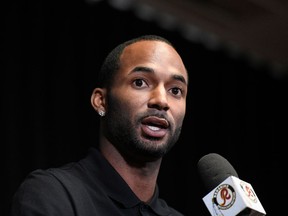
[130,66,187,85]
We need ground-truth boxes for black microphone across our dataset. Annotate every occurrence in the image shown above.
[197,153,266,216]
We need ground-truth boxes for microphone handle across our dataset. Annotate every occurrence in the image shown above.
[237,208,251,216]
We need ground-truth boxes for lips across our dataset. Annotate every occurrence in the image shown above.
[141,116,169,138]
[142,116,169,128]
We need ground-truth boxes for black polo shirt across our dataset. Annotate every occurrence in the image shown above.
[11,147,184,216]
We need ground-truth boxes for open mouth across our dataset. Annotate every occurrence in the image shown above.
[142,116,169,128]
[141,116,169,138]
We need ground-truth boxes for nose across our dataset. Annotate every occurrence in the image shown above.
[148,85,170,111]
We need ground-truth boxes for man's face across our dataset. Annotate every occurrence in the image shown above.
[104,40,188,162]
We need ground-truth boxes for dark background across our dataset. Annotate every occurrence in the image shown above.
[3,0,287,215]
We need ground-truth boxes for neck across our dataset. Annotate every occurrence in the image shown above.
[99,138,162,202]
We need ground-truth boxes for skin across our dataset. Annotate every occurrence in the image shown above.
[91,40,188,203]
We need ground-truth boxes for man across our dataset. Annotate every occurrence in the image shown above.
[11,35,189,215]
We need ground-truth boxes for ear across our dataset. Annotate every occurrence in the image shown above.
[91,88,106,114]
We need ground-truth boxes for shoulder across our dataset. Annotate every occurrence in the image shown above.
[20,163,79,189]
[17,162,86,197]
[17,168,68,192]
[11,167,77,215]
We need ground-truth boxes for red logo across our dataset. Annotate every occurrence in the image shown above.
[240,181,257,203]
[212,184,236,210]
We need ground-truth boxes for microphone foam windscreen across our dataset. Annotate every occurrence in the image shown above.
[197,153,239,193]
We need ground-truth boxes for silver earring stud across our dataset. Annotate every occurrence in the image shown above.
[98,110,105,117]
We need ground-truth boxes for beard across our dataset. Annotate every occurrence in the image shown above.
[103,92,183,163]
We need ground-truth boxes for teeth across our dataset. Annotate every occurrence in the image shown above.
[148,125,160,131]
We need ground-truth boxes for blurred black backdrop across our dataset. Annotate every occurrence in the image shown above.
[3,0,287,215]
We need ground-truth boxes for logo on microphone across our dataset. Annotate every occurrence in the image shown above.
[240,181,258,203]
[212,184,236,210]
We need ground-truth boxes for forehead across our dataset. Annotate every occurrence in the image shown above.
[119,40,188,81]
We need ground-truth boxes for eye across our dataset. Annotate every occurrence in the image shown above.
[170,87,183,97]
[133,79,148,88]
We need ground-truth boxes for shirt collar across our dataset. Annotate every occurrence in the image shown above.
[83,147,174,215]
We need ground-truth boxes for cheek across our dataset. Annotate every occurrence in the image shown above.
[171,104,186,123]
[120,90,148,108]
[110,92,143,117]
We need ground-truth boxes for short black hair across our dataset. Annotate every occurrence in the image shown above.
[97,35,175,88]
